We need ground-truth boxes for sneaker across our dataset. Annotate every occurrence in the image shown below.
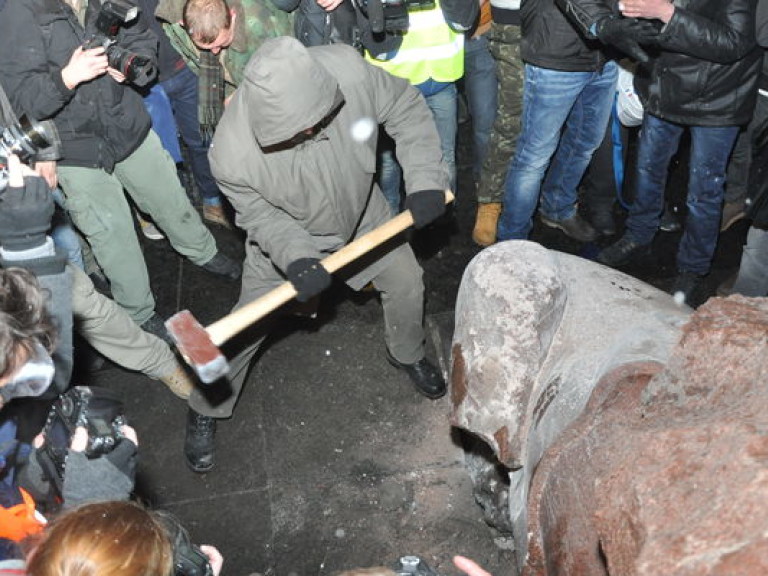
[472,202,502,247]
[669,270,704,306]
[200,251,242,280]
[140,313,173,345]
[720,200,746,232]
[203,204,233,229]
[540,212,597,243]
[596,235,652,268]
[159,362,195,400]
[386,349,446,399]
[185,408,217,473]
[137,213,165,240]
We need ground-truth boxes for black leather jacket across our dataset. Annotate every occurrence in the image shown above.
[0,0,158,172]
[558,0,761,126]
[521,0,611,72]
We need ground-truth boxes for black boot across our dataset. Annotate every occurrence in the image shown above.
[185,408,217,473]
[386,350,446,399]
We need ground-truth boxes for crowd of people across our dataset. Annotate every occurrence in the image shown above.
[0,0,766,572]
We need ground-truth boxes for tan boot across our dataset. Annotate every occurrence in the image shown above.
[472,202,502,246]
[203,204,233,229]
[159,363,195,400]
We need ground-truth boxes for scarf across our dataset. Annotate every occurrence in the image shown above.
[197,51,225,143]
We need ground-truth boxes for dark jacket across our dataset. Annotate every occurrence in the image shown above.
[521,0,610,72]
[271,0,359,47]
[559,0,761,126]
[0,0,158,172]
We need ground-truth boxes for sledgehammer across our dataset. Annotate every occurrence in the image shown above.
[165,190,454,383]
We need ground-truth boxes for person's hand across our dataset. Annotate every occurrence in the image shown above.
[619,0,675,23]
[405,189,446,229]
[199,545,224,576]
[0,154,55,251]
[453,556,493,576]
[61,425,138,508]
[286,258,332,302]
[61,46,108,90]
[595,17,660,63]
[106,67,126,83]
[34,160,58,190]
[317,0,344,10]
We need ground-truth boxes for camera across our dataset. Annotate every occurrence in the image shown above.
[393,555,442,576]
[82,0,156,86]
[39,386,126,493]
[354,0,436,33]
[0,114,52,191]
[156,511,214,576]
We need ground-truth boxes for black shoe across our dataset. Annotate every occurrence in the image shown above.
[386,350,446,399]
[659,205,682,233]
[596,235,651,268]
[588,207,617,237]
[540,212,597,242]
[185,408,217,473]
[201,251,242,280]
[140,313,173,345]
[669,270,704,307]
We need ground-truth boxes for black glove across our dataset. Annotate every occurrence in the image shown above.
[286,258,332,303]
[405,189,446,229]
[0,175,54,251]
[595,17,660,64]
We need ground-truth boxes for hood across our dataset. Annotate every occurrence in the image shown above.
[243,37,342,148]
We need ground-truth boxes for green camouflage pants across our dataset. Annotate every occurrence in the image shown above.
[476,23,524,204]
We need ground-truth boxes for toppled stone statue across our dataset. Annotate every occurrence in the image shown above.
[451,241,768,574]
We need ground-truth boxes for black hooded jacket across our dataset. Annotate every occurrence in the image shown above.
[0,0,158,172]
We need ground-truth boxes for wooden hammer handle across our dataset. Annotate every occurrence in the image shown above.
[205,190,454,346]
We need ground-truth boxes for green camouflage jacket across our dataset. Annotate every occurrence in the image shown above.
[156,0,293,89]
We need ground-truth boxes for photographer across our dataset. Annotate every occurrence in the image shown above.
[0,0,242,344]
[1,500,223,576]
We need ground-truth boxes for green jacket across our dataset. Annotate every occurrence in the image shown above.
[156,0,293,89]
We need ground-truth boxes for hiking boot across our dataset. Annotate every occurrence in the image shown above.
[540,212,597,243]
[472,202,502,247]
[669,270,704,307]
[597,235,651,268]
[200,251,242,280]
[159,362,195,400]
[386,349,446,399]
[140,313,173,345]
[720,200,746,232]
[203,204,233,229]
[185,408,217,473]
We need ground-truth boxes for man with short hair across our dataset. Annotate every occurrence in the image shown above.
[0,0,243,341]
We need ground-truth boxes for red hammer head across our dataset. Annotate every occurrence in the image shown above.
[165,310,230,384]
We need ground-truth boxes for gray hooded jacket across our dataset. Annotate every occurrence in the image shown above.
[209,37,449,289]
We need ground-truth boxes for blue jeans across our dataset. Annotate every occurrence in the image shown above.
[379,82,458,215]
[497,62,617,240]
[161,66,222,205]
[143,84,183,164]
[626,114,739,275]
[464,34,498,179]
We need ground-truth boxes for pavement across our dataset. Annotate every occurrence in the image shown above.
[13,124,751,576]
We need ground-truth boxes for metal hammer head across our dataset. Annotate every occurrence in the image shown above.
[165,310,230,384]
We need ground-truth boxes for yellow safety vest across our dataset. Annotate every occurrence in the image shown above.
[365,0,464,85]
